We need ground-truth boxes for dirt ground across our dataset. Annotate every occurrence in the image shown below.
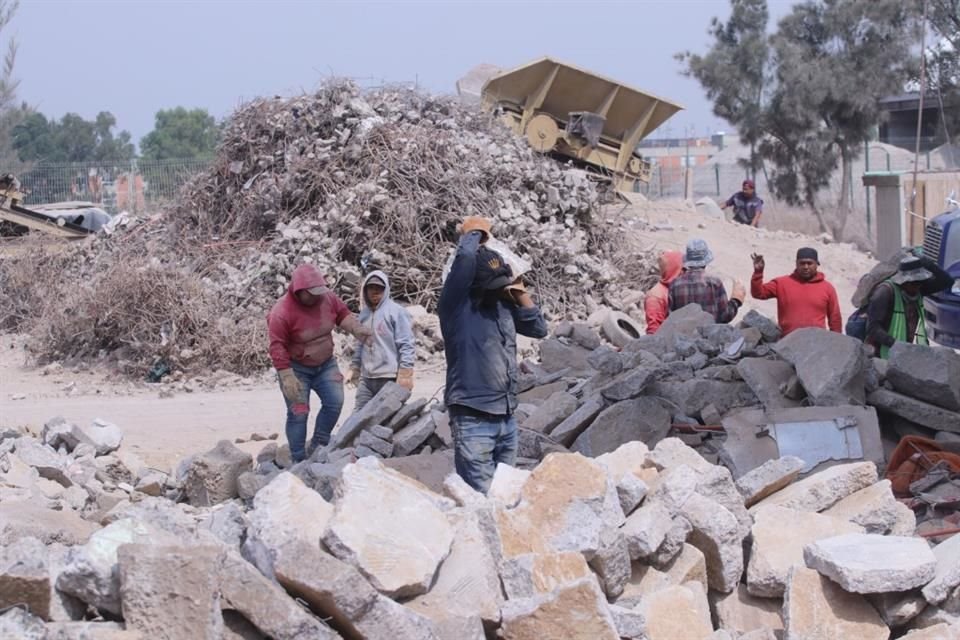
[0,199,879,472]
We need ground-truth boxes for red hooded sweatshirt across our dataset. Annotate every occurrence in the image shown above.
[751,270,842,335]
[644,250,684,334]
[267,264,353,370]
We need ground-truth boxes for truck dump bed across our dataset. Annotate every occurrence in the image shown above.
[482,57,683,191]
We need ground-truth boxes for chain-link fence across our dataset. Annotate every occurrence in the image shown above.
[16,158,212,214]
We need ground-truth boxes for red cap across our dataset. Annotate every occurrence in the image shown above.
[742,179,755,190]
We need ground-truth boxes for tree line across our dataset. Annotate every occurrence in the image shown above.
[678,0,959,238]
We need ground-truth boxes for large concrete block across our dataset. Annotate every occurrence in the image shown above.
[736,358,802,410]
[184,440,253,507]
[589,528,631,599]
[598,367,656,402]
[499,577,619,640]
[635,583,714,640]
[868,591,929,628]
[550,395,604,447]
[248,472,333,551]
[681,493,743,593]
[868,389,960,434]
[783,566,889,640]
[622,501,673,559]
[391,413,437,457]
[804,533,937,594]
[495,453,624,559]
[747,506,863,598]
[322,457,454,598]
[330,382,410,449]
[499,551,592,600]
[0,537,50,621]
[487,463,529,508]
[219,550,338,639]
[118,544,224,640]
[657,304,715,342]
[823,479,906,534]
[887,343,960,411]
[922,533,960,605]
[773,328,868,406]
[646,379,757,418]
[749,461,878,514]
[572,398,671,457]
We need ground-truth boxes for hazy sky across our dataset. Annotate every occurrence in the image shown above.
[12,0,796,146]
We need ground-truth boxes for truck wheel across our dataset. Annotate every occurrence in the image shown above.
[601,311,643,348]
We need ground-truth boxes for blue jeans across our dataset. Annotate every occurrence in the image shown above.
[280,359,344,462]
[449,407,518,494]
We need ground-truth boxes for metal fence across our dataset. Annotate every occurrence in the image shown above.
[16,158,213,214]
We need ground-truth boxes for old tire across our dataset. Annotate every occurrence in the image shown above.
[601,311,643,348]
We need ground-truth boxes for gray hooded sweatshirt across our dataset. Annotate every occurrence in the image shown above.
[351,270,416,379]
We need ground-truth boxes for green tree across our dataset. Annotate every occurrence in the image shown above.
[0,0,27,172]
[139,107,218,160]
[12,110,134,162]
[926,0,959,144]
[676,0,771,174]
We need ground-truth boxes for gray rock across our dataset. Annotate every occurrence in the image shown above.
[867,591,929,628]
[14,438,70,487]
[550,395,604,448]
[649,516,693,569]
[686,352,710,370]
[600,367,656,402]
[330,382,411,448]
[0,608,45,640]
[773,328,867,406]
[736,456,805,507]
[622,500,674,559]
[587,346,624,376]
[699,324,742,348]
[674,335,700,358]
[386,397,429,431]
[354,445,383,459]
[539,338,593,375]
[736,358,803,410]
[658,304,715,341]
[185,440,253,507]
[573,397,671,457]
[0,536,50,621]
[888,343,960,411]
[392,413,436,457]
[589,528,631,599]
[42,417,75,451]
[616,473,648,516]
[571,323,601,350]
[922,532,960,605]
[742,310,781,342]
[803,533,937,594]
[517,380,568,405]
[354,430,394,458]
[681,493,744,593]
[203,502,248,548]
[867,389,960,433]
[522,392,579,434]
[368,425,394,441]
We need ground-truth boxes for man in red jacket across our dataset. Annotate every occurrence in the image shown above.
[644,250,683,334]
[267,264,373,462]
[750,247,842,335]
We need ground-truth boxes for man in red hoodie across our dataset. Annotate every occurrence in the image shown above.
[750,247,842,335]
[644,250,683,334]
[267,264,373,462]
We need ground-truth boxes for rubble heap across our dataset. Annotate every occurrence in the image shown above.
[2,306,959,639]
[0,79,658,377]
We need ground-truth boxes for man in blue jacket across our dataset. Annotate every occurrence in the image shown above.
[439,216,548,493]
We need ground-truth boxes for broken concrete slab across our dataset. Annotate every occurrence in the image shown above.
[783,566,889,640]
[0,536,51,621]
[495,453,624,559]
[407,507,503,626]
[391,413,436,458]
[804,533,937,594]
[487,463,529,508]
[118,544,223,639]
[749,461,878,514]
[499,576,619,640]
[736,358,802,409]
[681,493,744,593]
[322,457,454,598]
[922,533,960,606]
[710,584,784,637]
[773,328,867,406]
[572,397,671,457]
[247,472,332,552]
[635,583,714,640]
[869,591,929,628]
[887,343,960,411]
[330,382,410,449]
[868,389,960,434]
[219,549,338,640]
[622,500,673,559]
[747,506,863,598]
[522,392,578,434]
[500,551,592,600]
[549,395,604,448]
[736,456,804,507]
[823,479,906,534]
[184,440,253,507]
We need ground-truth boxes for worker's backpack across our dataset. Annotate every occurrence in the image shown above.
[845,307,868,341]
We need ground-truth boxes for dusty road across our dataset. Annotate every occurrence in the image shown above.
[0,200,879,471]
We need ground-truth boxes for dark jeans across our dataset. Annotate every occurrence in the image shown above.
[279,358,344,462]
[449,406,518,494]
[353,376,395,413]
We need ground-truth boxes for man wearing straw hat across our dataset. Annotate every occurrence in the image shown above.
[865,255,952,358]
[439,216,548,493]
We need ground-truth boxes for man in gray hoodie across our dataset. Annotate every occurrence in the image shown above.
[349,270,416,411]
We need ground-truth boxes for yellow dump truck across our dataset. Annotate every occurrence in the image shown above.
[481,58,683,192]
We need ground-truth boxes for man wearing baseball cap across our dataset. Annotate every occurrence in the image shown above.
[721,179,764,227]
[267,264,373,462]
[750,247,842,335]
[438,216,548,493]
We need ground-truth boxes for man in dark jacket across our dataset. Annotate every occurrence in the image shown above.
[721,179,764,227]
[866,255,952,358]
[439,216,548,493]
